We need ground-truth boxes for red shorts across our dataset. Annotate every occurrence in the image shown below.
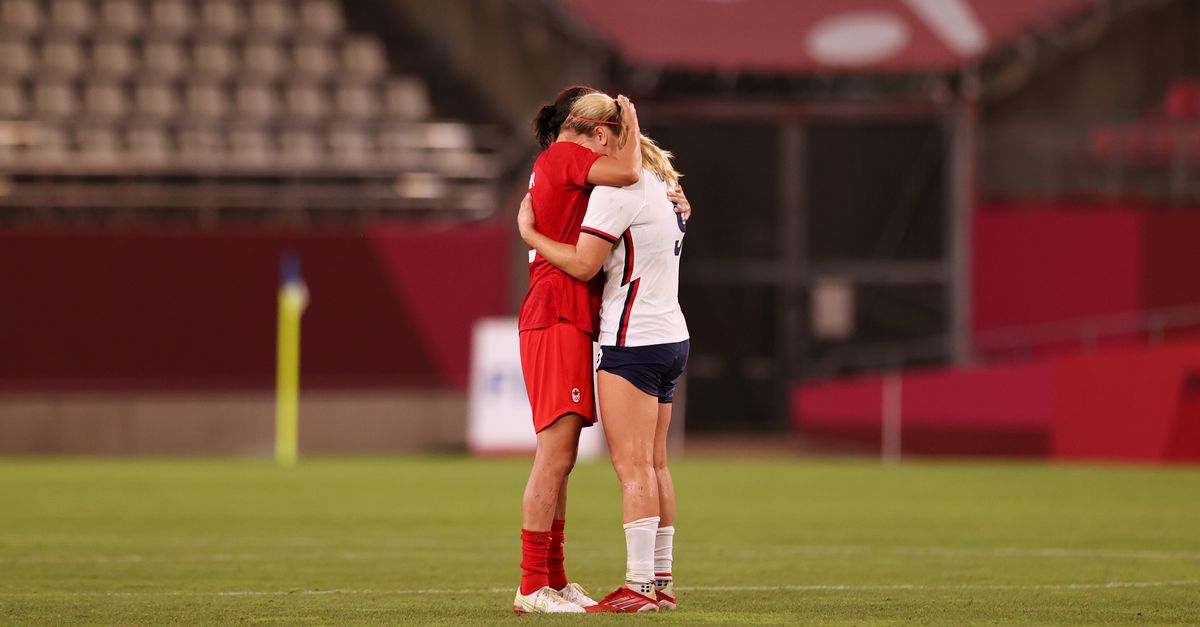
[519,321,597,433]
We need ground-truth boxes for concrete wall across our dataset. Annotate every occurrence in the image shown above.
[0,389,466,455]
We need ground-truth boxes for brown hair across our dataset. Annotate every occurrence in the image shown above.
[532,85,599,149]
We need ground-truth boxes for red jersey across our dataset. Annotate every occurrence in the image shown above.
[519,141,604,336]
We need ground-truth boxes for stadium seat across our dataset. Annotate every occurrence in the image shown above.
[27,125,70,165]
[133,80,180,119]
[283,82,329,121]
[394,171,447,199]
[379,127,420,168]
[242,40,288,79]
[423,123,473,151]
[176,125,224,166]
[98,0,144,35]
[0,0,42,35]
[458,183,496,211]
[1164,80,1198,120]
[83,81,129,119]
[0,38,35,77]
[184,81,228,119]
[32,80,78,119]
[40,36,86,78]
[91,38,136,79]
[192,39,237,79]
[298,0,344,38]
[291,40,336,80]
[126,124,172,166]
[197,0,242,37]
[341,37,387,81]
[0,81,26,119]
[384,77,431,121]
[77,124,122,165]
[278,127,322,167]
[335,83,380,121]
[228,126,273,167]
[327,125,372,166]
[147,0,193,37]
[233,81,279,121]
[142,39,187,78]
[248,0,294,38]
[47,0,94,35]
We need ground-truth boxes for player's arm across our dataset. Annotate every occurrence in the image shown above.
[585,95,641,187]
[517,194,611,281]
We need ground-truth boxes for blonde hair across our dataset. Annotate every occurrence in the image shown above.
[640,134,681,188]
[561,93,625,144]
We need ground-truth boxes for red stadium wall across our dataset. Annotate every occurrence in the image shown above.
[1143,211,1200,340]
[972,205,1144,357]
[793,338,1200,462]
[794,363,1054,457]
[0,224,507,392]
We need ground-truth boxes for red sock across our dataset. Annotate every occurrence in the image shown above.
[547,519,568,590]
[520,529,552,595]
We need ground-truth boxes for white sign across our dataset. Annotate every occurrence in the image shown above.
[467,318,605,458]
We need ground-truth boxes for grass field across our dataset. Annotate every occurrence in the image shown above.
[1,456,1198,625]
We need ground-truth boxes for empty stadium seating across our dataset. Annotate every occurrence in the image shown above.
[0,0,497,212]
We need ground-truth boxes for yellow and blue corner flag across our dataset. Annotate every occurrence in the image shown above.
[275,252,307,467]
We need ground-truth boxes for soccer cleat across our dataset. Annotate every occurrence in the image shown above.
[592,585,660,613]
[512,586,585,614]
[558,582,598,607]
[655,579,677,610]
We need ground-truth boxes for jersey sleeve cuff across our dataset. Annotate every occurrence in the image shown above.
[580,227,619,243]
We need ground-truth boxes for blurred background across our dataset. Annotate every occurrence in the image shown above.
[0,0,1197,464]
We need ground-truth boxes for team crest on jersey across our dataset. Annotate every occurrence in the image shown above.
[571,387,581,403]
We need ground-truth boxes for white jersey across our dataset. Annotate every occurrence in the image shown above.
[580,168,689,347]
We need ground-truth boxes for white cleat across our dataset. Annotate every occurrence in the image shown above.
[655,580,677,610]
[512,586,586,614]
[559,582,598,607]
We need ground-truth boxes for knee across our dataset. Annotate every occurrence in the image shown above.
[536,449,576,479]
[610,452,654,481]
[652,453,669,474]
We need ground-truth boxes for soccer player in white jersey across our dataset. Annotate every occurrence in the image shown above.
[518,134,690,613]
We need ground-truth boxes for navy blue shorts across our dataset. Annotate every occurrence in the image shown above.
[598,340,690,404]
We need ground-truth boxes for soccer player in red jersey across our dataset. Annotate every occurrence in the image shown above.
[512,88,644,614]
[518,133,691,613]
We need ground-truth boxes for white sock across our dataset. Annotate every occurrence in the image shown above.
[654,525,674,587]
[623,516,659,596]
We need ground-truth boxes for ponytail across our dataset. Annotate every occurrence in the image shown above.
[640,134,681,188]
[532,85,599,149]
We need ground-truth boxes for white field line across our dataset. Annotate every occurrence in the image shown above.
[4,544,1199,566]
[0,580,1198,598]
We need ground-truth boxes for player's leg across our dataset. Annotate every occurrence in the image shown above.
[515,413,586,613]
[651,340,687,610]
[548,473,598,607]
[594,370,661,612]
[514,322,598,613]
[652,402,677,609]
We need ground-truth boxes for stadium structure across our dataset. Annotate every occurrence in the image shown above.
[0,0,1197,465]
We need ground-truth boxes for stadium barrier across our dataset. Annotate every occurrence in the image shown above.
[0,224,507,454]
[793,337,1200,463]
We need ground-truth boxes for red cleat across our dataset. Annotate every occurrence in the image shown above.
[592,586,659,613]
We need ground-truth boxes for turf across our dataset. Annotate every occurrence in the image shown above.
[0,457,1198,625]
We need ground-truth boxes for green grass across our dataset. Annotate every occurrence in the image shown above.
[0,457,1198,625]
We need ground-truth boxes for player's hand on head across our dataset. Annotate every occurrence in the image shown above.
[617,95,639,138]
[668,184,691,223]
